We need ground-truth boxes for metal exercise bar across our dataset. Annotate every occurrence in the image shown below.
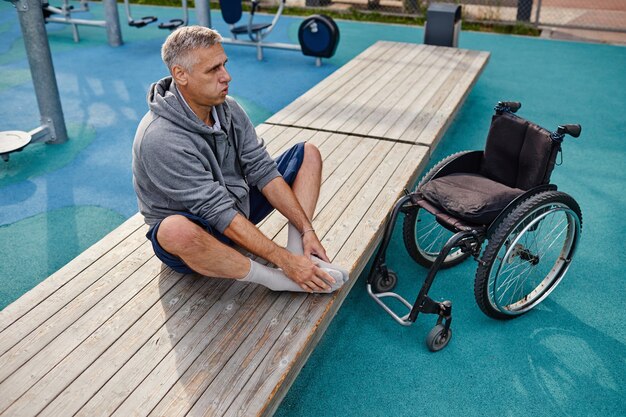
[12,0,68,144]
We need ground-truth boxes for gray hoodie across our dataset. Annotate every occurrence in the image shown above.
[132,76,280,233]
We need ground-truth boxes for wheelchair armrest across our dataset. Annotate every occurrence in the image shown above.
[430,150,483,182]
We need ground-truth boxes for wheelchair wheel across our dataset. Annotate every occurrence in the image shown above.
[426,324,451,352]
[371,270,398,293]
[474,191,582,319]
[403,151,473,268]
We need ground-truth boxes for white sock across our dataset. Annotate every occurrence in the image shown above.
[287,223,350,291]
[311,255,350,290]
[239,258,343,293]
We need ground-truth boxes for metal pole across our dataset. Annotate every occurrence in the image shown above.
[195,0,211,28]
[13,0,68,144]
[535,0,542,25]
[103,0,123,47]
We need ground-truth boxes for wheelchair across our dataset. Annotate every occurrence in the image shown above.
[367,101,582,352]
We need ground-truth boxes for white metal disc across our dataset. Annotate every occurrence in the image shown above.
[0,130,32,154]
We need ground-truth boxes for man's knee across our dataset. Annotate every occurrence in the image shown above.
[157,215,206,256]
[303,142,323,170]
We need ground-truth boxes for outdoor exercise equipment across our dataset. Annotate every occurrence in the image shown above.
[218,0,340,65]
[123,0,157,28]
[123,0,190,30]
[1,0,68,162]
[41,0,122,46]
[368,101,582,352]
[158,0,188,30]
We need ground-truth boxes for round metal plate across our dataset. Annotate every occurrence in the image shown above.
[0,130,32,154]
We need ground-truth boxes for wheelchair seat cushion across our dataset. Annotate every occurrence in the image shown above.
[420,173,524,225]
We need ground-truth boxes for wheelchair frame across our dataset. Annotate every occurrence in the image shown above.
[367,102,582,352]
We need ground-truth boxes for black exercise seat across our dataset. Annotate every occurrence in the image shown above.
[230,22,271,36]
[129,16,158,28]
[159,19,185,30]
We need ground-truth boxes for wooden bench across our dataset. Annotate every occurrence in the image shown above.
[0,41,489,417]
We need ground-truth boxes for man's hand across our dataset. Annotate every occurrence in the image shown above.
[302,230,330,263]
[279,251,336,293]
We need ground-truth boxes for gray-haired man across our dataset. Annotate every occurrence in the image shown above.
[132,26,348,292]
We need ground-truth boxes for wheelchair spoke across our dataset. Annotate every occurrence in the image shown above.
[406,207,471,268]
[495,259,534,300]
[488,203,580,314]
[417,220,447,247]
[535,218,568,258]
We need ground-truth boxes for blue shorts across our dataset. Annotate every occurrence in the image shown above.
[147,142,305,274]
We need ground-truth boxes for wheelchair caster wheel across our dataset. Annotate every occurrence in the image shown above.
[372,270,397,293]
[426,324,451,352]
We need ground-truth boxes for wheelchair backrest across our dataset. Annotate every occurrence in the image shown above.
[480,112,560,191]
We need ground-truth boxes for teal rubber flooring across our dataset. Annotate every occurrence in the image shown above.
[1,2,625,416]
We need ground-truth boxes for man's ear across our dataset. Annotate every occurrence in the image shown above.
[171,65,188,86]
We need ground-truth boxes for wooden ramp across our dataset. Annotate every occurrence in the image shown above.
[0,41,489,417]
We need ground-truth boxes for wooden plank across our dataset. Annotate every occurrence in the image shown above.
[183,292,305,417]
[3,268,199,417]
[262,123,317,155]
[0,214,145,337]
[148,292,305,417]
[105,283,272,417]
[0,244,173,414]
[38,277,232,417]
[322,45,435,134]
[384,49,481,142]
[70,280,252,417]
[334,144,431,270]
[347,46,460,138]
[267,42,404,127]
[293,42,420,129]
[401,51,490,146]
[364,48,469,140]
[297,139,399,254]
[266,41,392,126]
[264,41,490,147]
[0,237,154,383]
[223,291,336,417]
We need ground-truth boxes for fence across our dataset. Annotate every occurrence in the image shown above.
[292,0,626,33]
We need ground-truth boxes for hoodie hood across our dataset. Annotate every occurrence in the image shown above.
[147,76,233,136]
[133,76,280,231]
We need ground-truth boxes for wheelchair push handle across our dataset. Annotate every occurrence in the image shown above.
[557,124,582,138]
[496,101,521,113]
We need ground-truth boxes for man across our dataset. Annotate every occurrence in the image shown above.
[132,26,348,293]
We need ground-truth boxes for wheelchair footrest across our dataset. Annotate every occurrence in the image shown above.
[366,284,413,326]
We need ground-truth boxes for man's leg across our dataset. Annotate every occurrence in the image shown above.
[285,143,321,255]
[157,214,249,279]
[285,144,350,285]
[291,142,323,219]
[156,214,338,292]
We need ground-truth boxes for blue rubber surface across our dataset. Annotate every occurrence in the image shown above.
[1,3,625,416]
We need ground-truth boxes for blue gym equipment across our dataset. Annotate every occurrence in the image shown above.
[219,0,340,65]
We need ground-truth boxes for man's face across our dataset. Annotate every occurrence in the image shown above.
[179,44,231,108]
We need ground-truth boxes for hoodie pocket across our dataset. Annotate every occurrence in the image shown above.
[225,180,250,213]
